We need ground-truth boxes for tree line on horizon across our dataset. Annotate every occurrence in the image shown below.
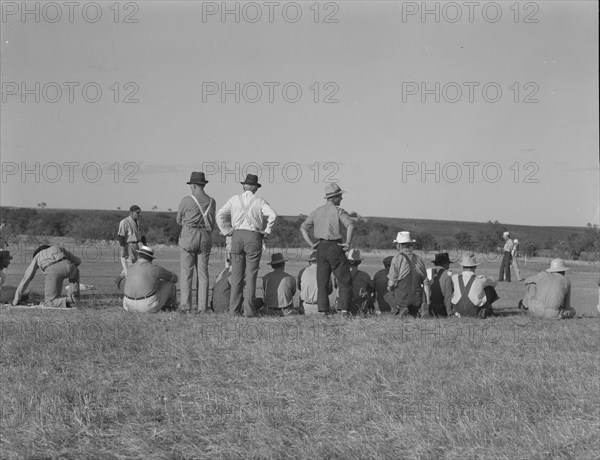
[1,207,598,261]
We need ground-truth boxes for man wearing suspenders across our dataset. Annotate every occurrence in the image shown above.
[216,174,277,317]
[451,254,499,318]
[384,231,431,318]
[176,172,216,314]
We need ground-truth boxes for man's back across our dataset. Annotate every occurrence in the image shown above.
[263,270,296,309]
[373,268,390,311]
[525,271,570,311]
[125,260,169,298]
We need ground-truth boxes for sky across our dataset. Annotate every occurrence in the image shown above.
[1,0,598,227]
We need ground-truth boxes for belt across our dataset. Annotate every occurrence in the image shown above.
[318,238,342,243]
[125,292,157,301]
[303,301,318,305]
[40,257,67,271]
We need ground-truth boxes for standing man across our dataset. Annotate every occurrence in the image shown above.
[216,173,277,317]
[177,171,216,314]
[373,256,393,313]
[429,253,454,317]
[385,231,431,318]
[116,205,146,288]
[519,258,576,319]
[13,244,80,308]
[262,253,300,316]
[498,231,514,282]
[451,254,499,318]
[300,184,354,315]
[123,246,178,313]
[512,238,524,281]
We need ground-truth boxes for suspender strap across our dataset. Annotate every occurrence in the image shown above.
[458,275,476,304]
[189,195,213,232]
[399,253,416,288]
[238,194,261,232]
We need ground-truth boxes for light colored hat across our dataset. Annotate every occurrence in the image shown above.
[460,254,479,267]
[546,258,570,273]
[393,231,415,244]
[138,245,155,259]
[503,231,510,237]
[307,251,317,262]
[347,249,362,262]
[324,184,345,199]
[514,239,519,243]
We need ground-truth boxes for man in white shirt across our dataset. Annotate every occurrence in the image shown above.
[216,174,277,317]
[451,254,499,318]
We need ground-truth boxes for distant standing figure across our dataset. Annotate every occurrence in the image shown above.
[177,171,216,314]
[519,258,576,320]
[373,256,393,313]
[451,254,499,318]
[429,253,454,317]
[512,238,524,281]
[262,253,300,316]
[123,246,178,313]
[385,231,431,318]
[216,174,277,317]
[300,184,355,314]
[13,245,80,308]
[116,205,146,287]
[498,231,514,282]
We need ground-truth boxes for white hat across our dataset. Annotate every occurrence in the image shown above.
[503,231,510,237]
[514,238,519,243]
[138,245,155,259]
[546,258,569,273]
[393,231,415,244]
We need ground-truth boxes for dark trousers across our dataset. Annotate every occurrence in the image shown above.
[499,252,512,281]
[316,240,352,312]
[229,230,263,317]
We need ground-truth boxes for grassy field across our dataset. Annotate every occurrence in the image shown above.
[1,245,599,459]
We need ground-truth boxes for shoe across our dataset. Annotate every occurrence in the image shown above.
[179,305,191,315]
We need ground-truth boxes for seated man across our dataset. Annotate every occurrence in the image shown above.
[429,253,454,317]
[347,249,375,316]
[373,256,393,313]
[13,244,80,308]
[0,250,17,304]
[451,254,499,318]
[298,251,332,315]
[519,258,576,319]
[123,246,178,313]
[385,231,431,318]
[211,259,232,314]
[262,252,300,316]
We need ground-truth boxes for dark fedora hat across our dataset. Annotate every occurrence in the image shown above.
[241,174,261,188]
[187,171,209,185]
[431,253,451,266]
[0,250,12,260]
[268,252,288,265]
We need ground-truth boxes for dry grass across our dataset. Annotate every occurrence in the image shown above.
[1,247,599,459]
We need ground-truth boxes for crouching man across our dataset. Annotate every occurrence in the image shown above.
[451,254,499,318]
[0,250,17,303]
[13,244,81,308]
[519,258,576,320]
[123,246,178,313]
[262,253,301,316]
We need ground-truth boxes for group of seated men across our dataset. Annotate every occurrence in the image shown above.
[0,232,578,320]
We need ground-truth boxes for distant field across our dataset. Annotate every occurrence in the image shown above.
[1,245,599,458]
